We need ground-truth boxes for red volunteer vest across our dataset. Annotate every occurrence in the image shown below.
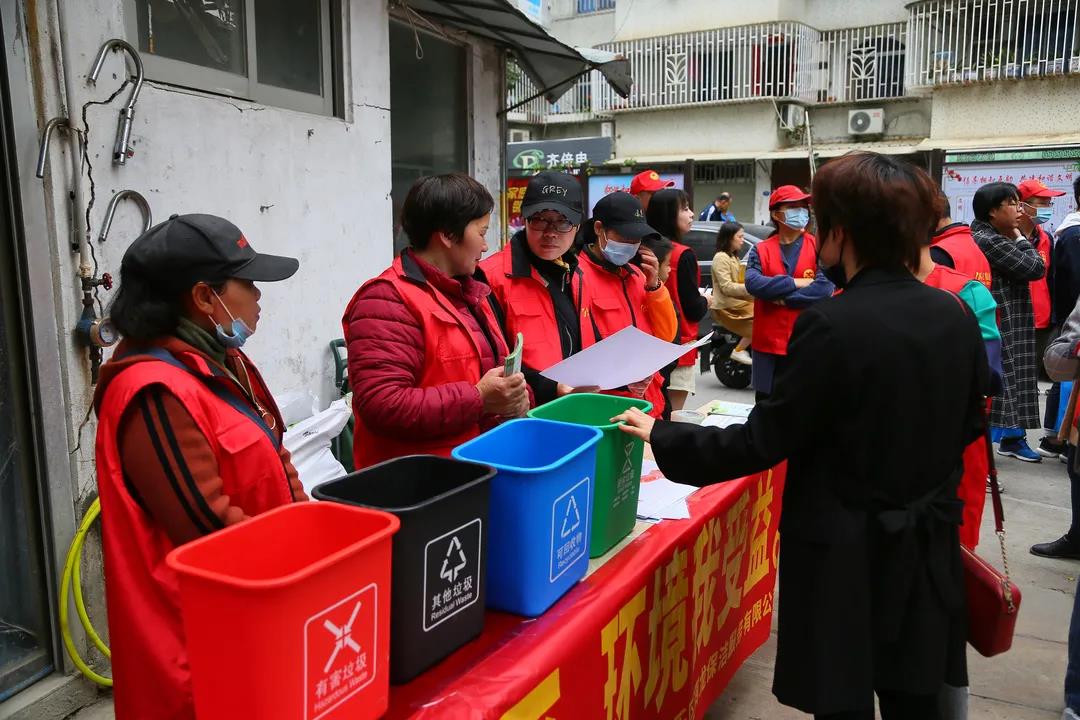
[578,250,666,419]
[932,224,992,291]
[345,258,509,469]
[94,348,293,720]
[924,266,988,549]
[752,233,818,356]
[479,247,597,371]
[1030,225,1052,329]
[664,242,700,368]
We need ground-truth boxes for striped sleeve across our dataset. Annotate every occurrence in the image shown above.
[118,385,249,546]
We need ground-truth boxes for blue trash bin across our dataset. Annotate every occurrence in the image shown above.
[452,418,602,617]
[1056,382,1074,433]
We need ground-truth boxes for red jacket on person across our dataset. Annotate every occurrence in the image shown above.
[1031,225,1053,329]
[479,237,598,372]
[665,241,702,367]
[343,251,516,469]
[931,223,992,291]
[578,247,676,418]
[93,339,297,720]
[925,263,990,550]
[752,233,819,356]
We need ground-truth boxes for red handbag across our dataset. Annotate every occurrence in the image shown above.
[961,429,1021,657]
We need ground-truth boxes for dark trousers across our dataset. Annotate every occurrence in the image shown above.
[1045,381,1062,432]
[1068,571,1080,712]
[813,690,940,720]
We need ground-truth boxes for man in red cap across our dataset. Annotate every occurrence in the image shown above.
[743,185,834,399]
[1015,178,1069,461]
[629,169,675,212]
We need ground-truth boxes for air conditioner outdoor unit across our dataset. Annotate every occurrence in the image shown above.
[848,108,884,135]
[778,103,805,132]
[509,128,532,143]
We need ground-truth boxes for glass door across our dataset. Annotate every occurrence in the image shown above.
[0,10,54,699]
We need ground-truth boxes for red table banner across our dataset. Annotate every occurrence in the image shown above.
[387,463,786,719]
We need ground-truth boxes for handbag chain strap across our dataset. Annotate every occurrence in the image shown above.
[983,420,1015,613]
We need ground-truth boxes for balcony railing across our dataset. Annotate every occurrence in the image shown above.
[591,22,821,112]
[908,0,1080,86]
[577,0,616,13]
[508,2,1080,123]
[507,63,596,123]
[817,24,908,103]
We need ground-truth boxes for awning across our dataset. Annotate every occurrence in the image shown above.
[394,0,632,108]
[914,134,1080,163]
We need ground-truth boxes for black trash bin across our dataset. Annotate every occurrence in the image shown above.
[312,455,493,684]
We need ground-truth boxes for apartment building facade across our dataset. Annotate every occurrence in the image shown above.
[511,0,1080,224]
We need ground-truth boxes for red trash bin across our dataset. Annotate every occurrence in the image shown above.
[166,502,399,720]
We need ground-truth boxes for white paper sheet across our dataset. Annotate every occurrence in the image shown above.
[636,477,697,521]
[540,327,712,390]
[701,414,744,429]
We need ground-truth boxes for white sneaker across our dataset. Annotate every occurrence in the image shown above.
[730,349,752,366]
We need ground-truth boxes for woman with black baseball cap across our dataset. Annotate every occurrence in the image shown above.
[93,213,306,719]
[477,171,601,405]
[578,191,677,418]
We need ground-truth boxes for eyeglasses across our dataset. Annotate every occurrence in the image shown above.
[527,216,575,233]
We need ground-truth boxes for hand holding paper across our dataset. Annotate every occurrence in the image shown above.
[540,326,712,390]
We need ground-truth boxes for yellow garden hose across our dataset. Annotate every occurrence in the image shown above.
[59,496,113,687]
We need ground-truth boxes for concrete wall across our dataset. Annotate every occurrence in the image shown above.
[544,0,913,44]
[928,74,1080,142]
[804,98,932,145]
[550,10,616,49]
[33,0,395,508]
[691,182,756,224]
[614,103,780,158]
[797,0,908,30]
[9,0,505,712]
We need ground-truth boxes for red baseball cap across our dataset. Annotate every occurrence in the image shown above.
[769,185,812,208]
[1017,178,1066,201]
[629,170,675,195]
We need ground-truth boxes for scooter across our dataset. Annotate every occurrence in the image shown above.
[700,325,752,389]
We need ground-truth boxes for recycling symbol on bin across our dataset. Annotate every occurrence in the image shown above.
[560,496,582,538]
[439,536,468,583]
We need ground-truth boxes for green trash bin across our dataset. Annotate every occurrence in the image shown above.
[528,393,652,557]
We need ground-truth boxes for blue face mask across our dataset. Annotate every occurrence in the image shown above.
[210,291,254,349]
[1035,207,1054,225]
[782,208,810,231]
[601,236,640,266]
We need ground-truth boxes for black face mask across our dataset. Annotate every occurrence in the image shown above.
[817,238,847,290]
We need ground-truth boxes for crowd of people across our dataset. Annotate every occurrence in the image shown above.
[88,151,1080,719]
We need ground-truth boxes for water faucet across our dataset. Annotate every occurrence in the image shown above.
[88,39,145,166]
[98,190,152,243]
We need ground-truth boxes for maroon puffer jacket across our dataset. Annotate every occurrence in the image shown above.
[344,251,513,457]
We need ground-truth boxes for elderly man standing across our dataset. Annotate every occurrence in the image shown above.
[972,181,1046,463]
[699,192,736,222]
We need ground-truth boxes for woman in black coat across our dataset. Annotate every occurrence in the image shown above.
[614,152,990,720]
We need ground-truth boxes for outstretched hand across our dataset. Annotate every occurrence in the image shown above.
[611,406,656,443]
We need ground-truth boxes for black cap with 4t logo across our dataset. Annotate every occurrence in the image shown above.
[520,171,584,226]
[592,191,661,241]
[121,213,299,292]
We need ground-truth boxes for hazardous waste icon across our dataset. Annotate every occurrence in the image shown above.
[322,601,363,672]
[440,535,468,583]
